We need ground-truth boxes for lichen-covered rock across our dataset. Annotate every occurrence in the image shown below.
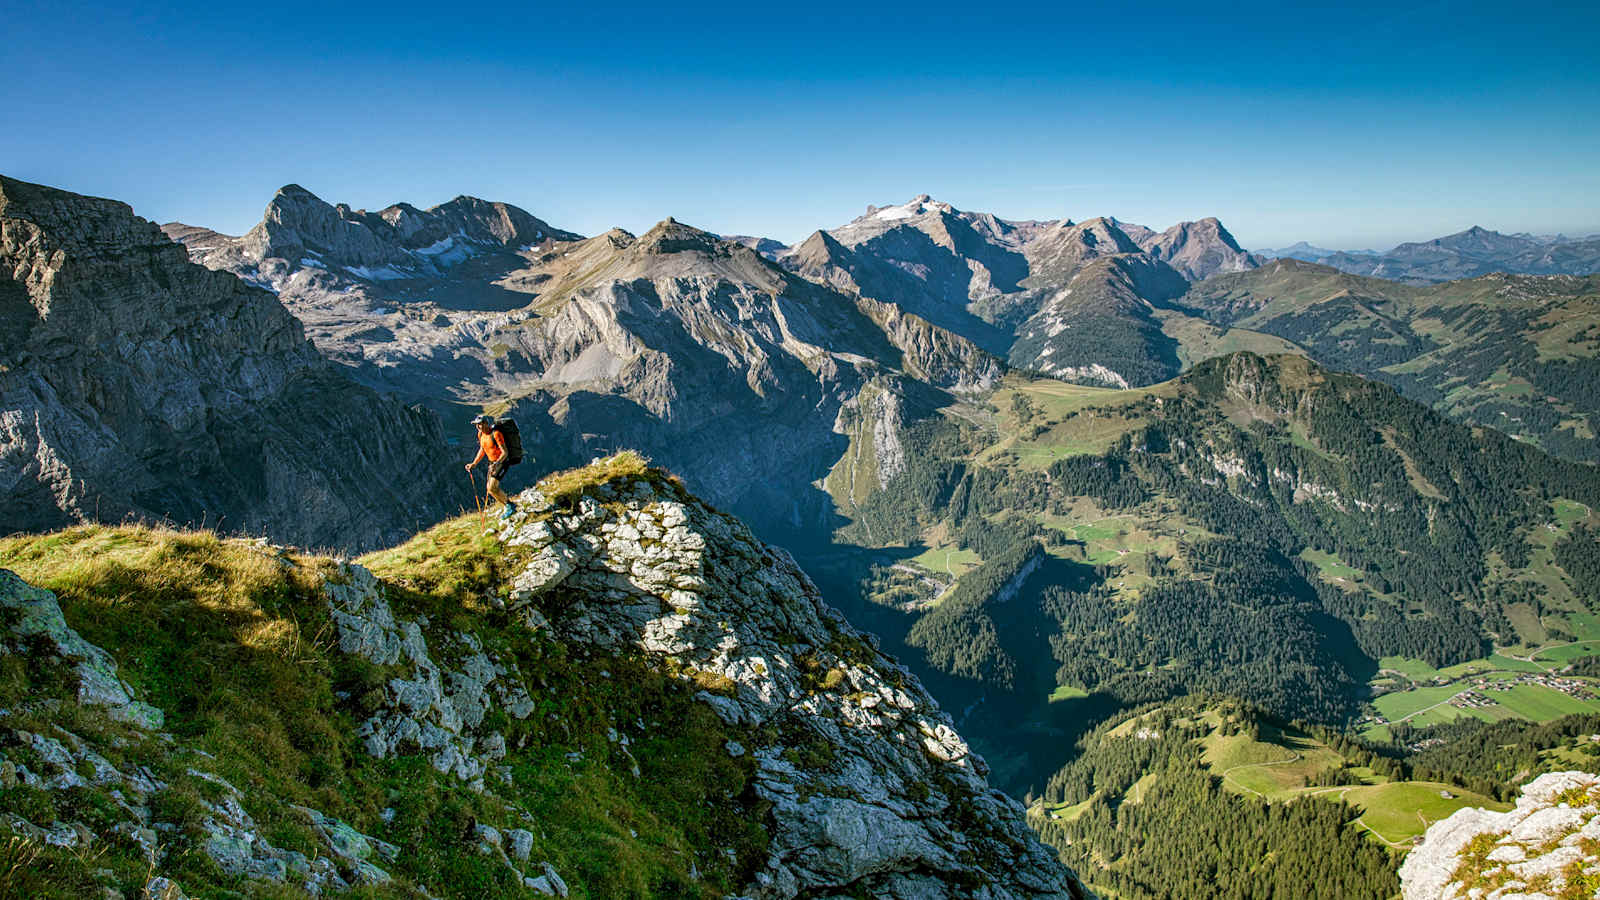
[0,570,163,728]
[0,567,405,896]
[322,562,534,784]
[1400,770,1600,900]
[496,472,1086,899]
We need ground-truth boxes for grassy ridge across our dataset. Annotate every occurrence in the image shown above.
[0,456,767,899]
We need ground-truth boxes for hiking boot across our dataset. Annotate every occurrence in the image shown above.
[499,502,518,520]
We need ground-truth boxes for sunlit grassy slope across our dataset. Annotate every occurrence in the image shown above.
[0,454,764,899]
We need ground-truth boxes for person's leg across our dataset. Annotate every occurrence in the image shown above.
[486,475,510,505]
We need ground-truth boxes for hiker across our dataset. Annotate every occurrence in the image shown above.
[465,414,523,519]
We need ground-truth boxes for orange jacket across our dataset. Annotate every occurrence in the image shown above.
[478,429,507,462]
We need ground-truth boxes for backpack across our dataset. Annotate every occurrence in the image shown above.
[493,419,524,465]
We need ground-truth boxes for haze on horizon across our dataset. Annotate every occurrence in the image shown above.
[4,0,1597,251]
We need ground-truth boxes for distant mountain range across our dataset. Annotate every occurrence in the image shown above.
[1255,226,1600,283]
[770,195,1258,385]
[1256,241,1380,262]
[154,188,1271,537]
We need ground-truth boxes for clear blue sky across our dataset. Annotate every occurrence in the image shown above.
[4,0,1598,250]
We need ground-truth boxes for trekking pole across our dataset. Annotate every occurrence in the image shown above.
[468,467,484,522]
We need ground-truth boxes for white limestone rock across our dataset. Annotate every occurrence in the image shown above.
[1400,771,1600,900]
[495,469,1085,899]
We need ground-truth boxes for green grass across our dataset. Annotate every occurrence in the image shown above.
[1124,773,1157,805]
[1287,423,1331,459]
[1153,309,1305,371]
[1048,684,1089,703]
[1179,702,1519,851]
[1506,603,1549,645]
[1072,522,1122,542]
[1376,653,1545,684]
[1534,641,1600,663]
[1367,670,1600,737]
[1300,548,1362,582]
[1564,611,1600,641]
[1373,684,1469,721]
[1476,654,1547,674]
[981,375,1171,470]
[1202,728,1348,799]
[906,545,981,577]
[1493,683,1599,720]
[1044,796,1095,822]
[0,456,774,899]
[1553,498,1592,527]
[1378,656,1443,680]
[1346,782,1509,845]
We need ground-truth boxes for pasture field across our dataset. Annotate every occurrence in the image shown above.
[1365,672,1600,738]
[1048,684,1090,702]
[1373,683,1475,722]
[982,375,1171,469]
[907,543,981,577]
[1202,727,1347,799]
[1535,641,1600,664]
[1344,782,1509,846]
[1153,309,1304,370]
[1300,548,1363,585]
[1192,715,1519,849]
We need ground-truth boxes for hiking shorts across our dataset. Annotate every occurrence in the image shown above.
[489,458,516,480]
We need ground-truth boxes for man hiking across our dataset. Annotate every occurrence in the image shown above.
[465,414,521,519]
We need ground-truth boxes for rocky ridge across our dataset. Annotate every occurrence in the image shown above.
[785,196,1259,387]
[0,456,1086,899]
[1399,770,1600,900]
[0,175,463,551]
[496,468,1083,898]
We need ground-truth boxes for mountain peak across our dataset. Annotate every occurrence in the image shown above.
[860,195,954,223]
[636,217,724,254]
[1143,217,1258,280]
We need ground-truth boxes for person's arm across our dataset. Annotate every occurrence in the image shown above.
[494,431,509,458]
[466,444,486,469]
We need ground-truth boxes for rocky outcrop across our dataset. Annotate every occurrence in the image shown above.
[496,472,1085,898]
[0,568,406,895]
[1399,771,1600,900]
[185,183,581,276]
[0,458,1089,899]
[0,174,464,551]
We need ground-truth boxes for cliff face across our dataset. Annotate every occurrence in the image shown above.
[1399,771,1600,900]
[0,175,465,551]
[0,455,1086,899]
